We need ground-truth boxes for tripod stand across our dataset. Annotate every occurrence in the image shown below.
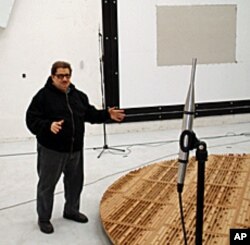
[178,130,208,245]
[93,29,125,158]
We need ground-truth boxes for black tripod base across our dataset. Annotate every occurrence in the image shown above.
[93,144,125,158]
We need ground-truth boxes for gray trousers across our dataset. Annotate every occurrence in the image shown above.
[37,144,84,221]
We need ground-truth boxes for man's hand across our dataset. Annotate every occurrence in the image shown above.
[108,107,125,122]
[50,120,64,134]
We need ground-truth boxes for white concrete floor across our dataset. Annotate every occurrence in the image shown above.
[0,121,250,245]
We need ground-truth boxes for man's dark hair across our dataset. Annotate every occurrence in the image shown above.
[51,61,72,75]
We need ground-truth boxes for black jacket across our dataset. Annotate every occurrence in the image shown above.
[26,77,110,152]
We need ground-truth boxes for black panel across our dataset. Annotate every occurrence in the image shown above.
[195,100,250,117]
[117,100,250,123]
[101,0,119,107]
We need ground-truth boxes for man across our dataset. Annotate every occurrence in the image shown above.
[26,61,125,234]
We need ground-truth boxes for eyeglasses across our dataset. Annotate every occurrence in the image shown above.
[54,74,71,79]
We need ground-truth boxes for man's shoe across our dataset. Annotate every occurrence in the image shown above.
[38,220,54,234]
[63,212,88,223]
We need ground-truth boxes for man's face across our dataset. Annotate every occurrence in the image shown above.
[51,68,71,93]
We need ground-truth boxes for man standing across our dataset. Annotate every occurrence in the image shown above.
[26,61,125,234]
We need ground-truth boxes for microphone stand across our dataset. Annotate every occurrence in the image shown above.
[195,140,207,245]
[179,130,208,245]
[93,30,125,158]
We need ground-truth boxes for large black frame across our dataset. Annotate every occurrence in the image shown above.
[101,0,250,123]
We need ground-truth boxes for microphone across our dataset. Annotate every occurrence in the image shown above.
[177,58,197,193]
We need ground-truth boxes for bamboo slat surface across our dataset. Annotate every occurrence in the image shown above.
[100,154,250,245]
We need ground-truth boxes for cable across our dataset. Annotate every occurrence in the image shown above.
[178,192,188,245]
[208,139,250,149]
[84,152,178,186]
[0,151,36,158]
[0,131,249,158]
[0,132,250,212]
[0,151,177,212]
[86,138,178,151]
[0,199,36,212]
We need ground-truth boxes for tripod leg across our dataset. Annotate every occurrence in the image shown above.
[97,148,105,158]
[107,147,125,152]
[95,144,125,158]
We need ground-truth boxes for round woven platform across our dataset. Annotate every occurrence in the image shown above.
[100,154,250,245]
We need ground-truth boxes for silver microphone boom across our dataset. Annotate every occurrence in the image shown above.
[177,58,197,193]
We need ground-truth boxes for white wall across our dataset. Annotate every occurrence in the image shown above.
[0,0,103,140]
[0,0,249,141]
[118,0,250,108]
